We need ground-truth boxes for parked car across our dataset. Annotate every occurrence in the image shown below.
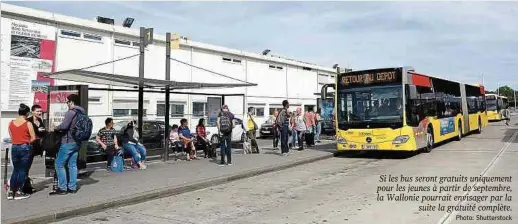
[258,122,276,138]
[206,118,247,146]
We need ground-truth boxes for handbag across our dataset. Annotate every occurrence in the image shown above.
[248,114,258,131]
[110,151,124,172]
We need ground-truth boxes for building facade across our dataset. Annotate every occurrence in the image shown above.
[0,3,337,139]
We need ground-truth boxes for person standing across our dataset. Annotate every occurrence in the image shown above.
[7,104,36,200]
[247,107,260,154]
[290,111,297,150]
[96,118,120,171]
[315,110,322,143]
[270,110,280,149]
[294,108,307,150]
[50,94,85,195]
[502,106,511,126]
[27,105,46,177]
[276,100,290,156]
[217,105,235,165]
[304,107,316,147]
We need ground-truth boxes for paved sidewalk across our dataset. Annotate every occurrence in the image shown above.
[1,144,335,224]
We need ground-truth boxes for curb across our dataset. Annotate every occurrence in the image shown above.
[4,152,336,224]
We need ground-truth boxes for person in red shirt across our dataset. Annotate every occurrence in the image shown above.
[7,104,36,200]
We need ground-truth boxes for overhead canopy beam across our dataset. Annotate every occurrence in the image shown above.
[42,69,257,90]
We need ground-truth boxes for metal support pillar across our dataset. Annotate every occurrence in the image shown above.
[138,27,145,138]
[164,33,171,161]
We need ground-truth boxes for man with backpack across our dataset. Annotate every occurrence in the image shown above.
[217,104,235,166]
[276,100,291,156]
[50,94,92,195]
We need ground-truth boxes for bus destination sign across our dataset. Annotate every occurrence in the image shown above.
[338,68,402,88]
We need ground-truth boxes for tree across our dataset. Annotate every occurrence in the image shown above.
[497,85,515,99]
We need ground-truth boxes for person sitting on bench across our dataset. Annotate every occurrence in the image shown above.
[169,124,183,153]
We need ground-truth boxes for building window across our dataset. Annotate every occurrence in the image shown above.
[156,104,166,117]
[232,59,241,63]
[192,102,207,117]
[156,103,185,117]
[304,105,316,112]
[113,109,147,117]
[255,107,265,117]
[222,57,232,62]
[84,33,102,41]
[60,30,81,37]
[302,67,312,71]
[171,104,185,117]
[115,39,131,45]
[88,97,101,103]
[269,65,283,70]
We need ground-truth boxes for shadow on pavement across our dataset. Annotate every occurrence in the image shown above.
[502,127,518,143]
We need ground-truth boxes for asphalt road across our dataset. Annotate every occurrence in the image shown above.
[54,120,518,224]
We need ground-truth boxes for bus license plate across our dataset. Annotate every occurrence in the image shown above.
[362,144,378,150]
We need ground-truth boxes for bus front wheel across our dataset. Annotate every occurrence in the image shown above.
[424,127,434,153]
[475,118,482,134]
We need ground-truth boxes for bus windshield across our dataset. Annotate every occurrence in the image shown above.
[486,99,497,111]
[337,85,403,129]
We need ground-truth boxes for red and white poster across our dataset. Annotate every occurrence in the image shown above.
[0,17,56,111]
[48,90,78,132]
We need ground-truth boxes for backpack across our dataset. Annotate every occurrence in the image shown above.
[275,109,289,127]
[72,109,93,143]
[219,112,232,134]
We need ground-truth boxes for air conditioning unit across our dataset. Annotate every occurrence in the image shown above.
[340,68,352,73]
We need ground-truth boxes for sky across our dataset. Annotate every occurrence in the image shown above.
[6,1,518,91]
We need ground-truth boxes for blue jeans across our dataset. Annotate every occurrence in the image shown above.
[124,143,146,163]
[220,134,232,164]
[10,144,31,192]
[55,143,78,191]
[291,128,297,148]
[280,124,290,154]
[315,122,322,141]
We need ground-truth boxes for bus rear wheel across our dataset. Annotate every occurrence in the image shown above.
[424,127,434,153]
[456,122,462,141]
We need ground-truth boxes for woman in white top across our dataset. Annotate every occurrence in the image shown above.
[294,108,307,150]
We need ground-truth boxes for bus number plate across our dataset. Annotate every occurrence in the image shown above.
[362,144,378,150]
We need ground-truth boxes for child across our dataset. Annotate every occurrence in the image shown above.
[169,124,184,153]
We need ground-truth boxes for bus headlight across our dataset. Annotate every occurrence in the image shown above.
[337,137,347,144]
[393,135,409,144]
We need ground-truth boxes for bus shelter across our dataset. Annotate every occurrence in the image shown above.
[42,69,257,167]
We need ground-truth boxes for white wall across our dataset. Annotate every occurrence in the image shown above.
[1,14,335,139]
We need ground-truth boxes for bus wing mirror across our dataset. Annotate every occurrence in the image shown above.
[408,85,418,99]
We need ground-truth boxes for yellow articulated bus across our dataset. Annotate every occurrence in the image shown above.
[486,94,508,121]
[322,67,488,153]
